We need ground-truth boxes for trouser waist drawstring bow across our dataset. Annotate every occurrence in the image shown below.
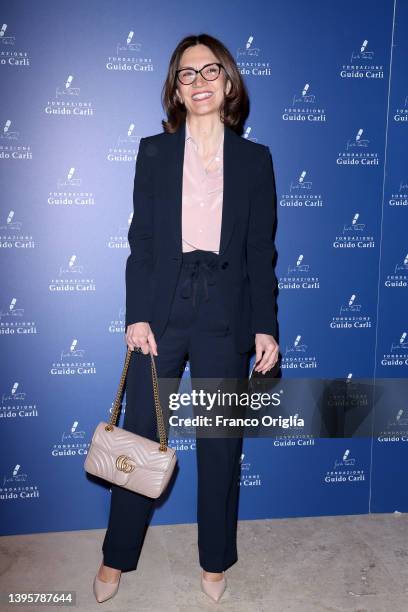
[180,259,220,308]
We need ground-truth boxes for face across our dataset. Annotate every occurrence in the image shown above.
[175,44,231,118]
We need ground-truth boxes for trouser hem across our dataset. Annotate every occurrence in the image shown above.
[199,554,238,573]
[102,547,140,572]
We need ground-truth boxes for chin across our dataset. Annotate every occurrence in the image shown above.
[189,106,222,117]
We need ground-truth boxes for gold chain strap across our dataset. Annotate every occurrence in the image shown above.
[105,347,169,452]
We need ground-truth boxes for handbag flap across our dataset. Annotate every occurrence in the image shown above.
[90,422,176,474]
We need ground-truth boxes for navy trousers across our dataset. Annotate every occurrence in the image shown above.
[102,249,249,572]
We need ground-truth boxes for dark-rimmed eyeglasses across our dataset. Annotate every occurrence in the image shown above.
[176,62,225,86]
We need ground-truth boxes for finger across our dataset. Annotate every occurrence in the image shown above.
[128,339,140,352]
[125,332,137,351]
[259,349,279,374]
[148,332,158,356]
[259,362,274,374]
[255,345,273,370]
[139,339,150,355]
[129,332,149,355]
[260,356,278,374]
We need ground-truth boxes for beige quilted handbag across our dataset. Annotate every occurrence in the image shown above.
[84,347,177,498]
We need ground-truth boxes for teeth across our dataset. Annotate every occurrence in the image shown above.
[192,92,213,100]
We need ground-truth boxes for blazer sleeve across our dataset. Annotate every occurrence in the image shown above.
[125,137,154,328]
[246,145,278,339]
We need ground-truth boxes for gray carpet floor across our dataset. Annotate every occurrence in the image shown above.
[1,513,407,611]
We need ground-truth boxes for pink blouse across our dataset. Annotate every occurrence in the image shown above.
[181,120,224,254]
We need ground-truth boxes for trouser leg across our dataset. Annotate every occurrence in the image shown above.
[102,306,190,570]
[188,258,249,572]
[102,249,250,572]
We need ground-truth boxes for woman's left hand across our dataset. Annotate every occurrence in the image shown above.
[254,333,279,374]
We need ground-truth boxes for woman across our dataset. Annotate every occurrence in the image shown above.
[93,33,279,604]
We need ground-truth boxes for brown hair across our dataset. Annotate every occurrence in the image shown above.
[161,33,249,135]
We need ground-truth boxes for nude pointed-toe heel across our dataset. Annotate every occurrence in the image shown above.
[93,572,121,603]
[201,572,227,603]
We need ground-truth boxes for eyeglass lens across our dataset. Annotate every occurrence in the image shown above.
[178,63,220,85]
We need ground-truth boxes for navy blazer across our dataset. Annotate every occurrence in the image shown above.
[125,120,278,354]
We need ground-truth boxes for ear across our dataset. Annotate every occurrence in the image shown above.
[175,88,184,104]
[225,79,232,95]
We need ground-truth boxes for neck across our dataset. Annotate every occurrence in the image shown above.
[185,114,224,154]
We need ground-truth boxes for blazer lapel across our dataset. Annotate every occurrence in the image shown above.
[170,119,238,257]
[219,123,238,256]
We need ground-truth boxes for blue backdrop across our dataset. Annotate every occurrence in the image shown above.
[1,0,407,536]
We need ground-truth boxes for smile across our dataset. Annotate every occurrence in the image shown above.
[191,91,214,101]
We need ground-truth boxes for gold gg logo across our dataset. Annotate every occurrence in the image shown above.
[115,455,136,473]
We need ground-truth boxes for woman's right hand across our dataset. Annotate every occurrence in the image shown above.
[125,322,158,356]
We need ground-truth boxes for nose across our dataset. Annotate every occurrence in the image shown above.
[194,71,206,86]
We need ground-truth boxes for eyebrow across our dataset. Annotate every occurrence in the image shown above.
[178,62,215,70]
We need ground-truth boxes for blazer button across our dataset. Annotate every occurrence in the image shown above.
[221,261,229,269]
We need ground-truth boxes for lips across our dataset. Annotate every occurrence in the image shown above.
[191,91,214,101]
